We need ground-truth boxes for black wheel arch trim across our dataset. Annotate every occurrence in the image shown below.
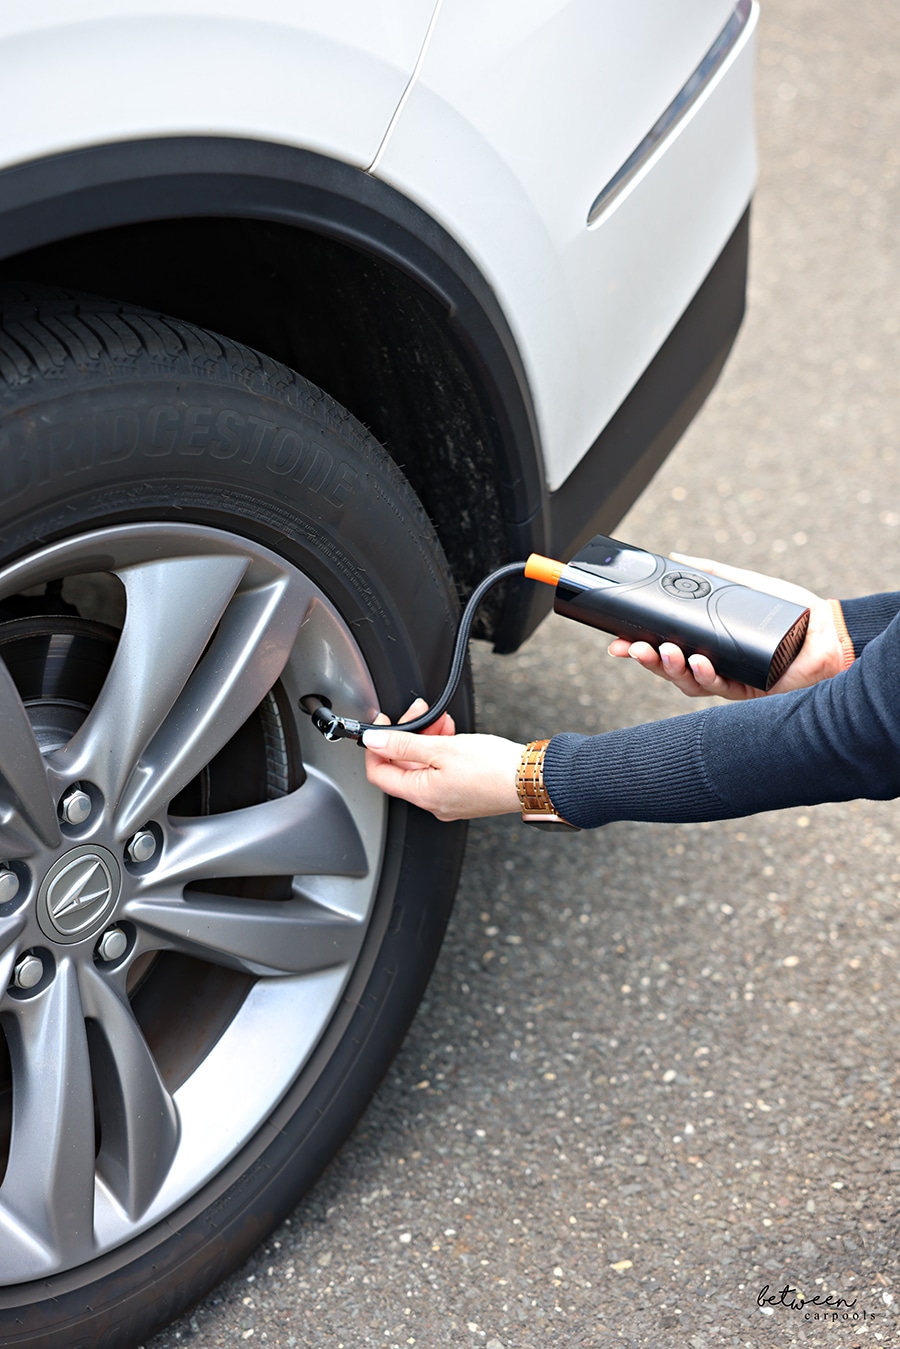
[0,134,548,549]
[0,138,751,655]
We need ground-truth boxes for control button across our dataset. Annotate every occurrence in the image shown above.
[661,571,711,599]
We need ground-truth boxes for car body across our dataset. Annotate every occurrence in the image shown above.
[0,3,757,1344]
[0,0,756,644]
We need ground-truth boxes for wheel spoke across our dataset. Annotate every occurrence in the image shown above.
[0,909,26,953]
[116,573,313,835]
[52,554,251,808]
[0,657,59,853]
[0,960,95,1267]
[0,912,27,993]
[126,891,365,977]
[78,966,179,1219]
[152,769,368,887]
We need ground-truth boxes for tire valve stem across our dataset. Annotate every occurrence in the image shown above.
[299,694,363,743]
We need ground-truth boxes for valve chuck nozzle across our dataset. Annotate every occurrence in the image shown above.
[524,553,565,587]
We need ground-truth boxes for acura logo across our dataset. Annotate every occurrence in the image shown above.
[37,846,121,944]
[50,857,112,925]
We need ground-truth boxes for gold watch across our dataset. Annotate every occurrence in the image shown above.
[516,740,579,831]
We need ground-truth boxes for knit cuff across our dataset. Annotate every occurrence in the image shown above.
[828,599,855,671]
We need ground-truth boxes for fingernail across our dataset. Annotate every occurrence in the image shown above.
[661,649,673,668]
[362,729,389,749]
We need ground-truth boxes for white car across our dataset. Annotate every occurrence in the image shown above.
[0,2,756,1343]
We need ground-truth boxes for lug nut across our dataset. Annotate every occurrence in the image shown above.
[0,868,19,904]
[97,928,128,963]
[60,787,92,827]
[126,830,157,864]
[12,954,43,991]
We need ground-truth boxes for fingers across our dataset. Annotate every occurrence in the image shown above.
[427,711,457,736]
[668,551,730,577]
[608,639,669,679]
[628,640,667,674]
[363,700,457,784]
[611,639,703,694]
[364,752,432,804]
[669,552,769,584]
[368,710,428,763]
[608,638,666,669]
[659,647,755,700]
[607,637,633,659]
[647,643,710,696]
[609,637,709,681]
[363,725,440,802]
[610,639,749,699]
[397,696,456,737]
[684,652,744,698]
[668,553,819,607]
[612,640,679,684]
[397,697,427,727]
[363,725,443,765]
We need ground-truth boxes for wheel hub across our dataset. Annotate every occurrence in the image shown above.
[36,846,122,944]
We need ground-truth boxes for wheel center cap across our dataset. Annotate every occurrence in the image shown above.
[37,845,122,944]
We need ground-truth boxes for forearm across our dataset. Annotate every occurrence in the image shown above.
[545,609,900,828]
[365,596,900,830]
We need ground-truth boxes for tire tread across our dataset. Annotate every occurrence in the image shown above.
[0,283,448,572]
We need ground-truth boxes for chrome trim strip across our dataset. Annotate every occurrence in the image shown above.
[587,0,753,227]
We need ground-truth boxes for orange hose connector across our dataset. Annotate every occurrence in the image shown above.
[525,552,565,587]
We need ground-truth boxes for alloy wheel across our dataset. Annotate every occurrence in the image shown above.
[0,522,386,1281]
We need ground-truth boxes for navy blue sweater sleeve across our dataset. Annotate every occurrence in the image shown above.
[840,591,900,654]
[543,607,900,828]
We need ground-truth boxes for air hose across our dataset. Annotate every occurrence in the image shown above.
[308,561,527,742]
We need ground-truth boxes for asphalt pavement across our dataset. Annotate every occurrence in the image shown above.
[148,1,900,1345]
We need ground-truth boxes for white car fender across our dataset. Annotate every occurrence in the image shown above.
[0,0,438,170]
[374,0,758,489]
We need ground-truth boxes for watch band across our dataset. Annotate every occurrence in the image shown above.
[516,740,579,829]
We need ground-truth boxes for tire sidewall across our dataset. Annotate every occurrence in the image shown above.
[0,373,459,701]
[0,348,469,1343]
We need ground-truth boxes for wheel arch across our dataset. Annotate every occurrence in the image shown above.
[0,136,547,644]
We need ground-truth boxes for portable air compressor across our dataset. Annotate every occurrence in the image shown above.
[308,533,810,743]
[527,534,810,690]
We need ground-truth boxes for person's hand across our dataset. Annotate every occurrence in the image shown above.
[363,697,524,821]
[607,554,845,700]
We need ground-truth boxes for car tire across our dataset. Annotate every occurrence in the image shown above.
[0,285,470,1347]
